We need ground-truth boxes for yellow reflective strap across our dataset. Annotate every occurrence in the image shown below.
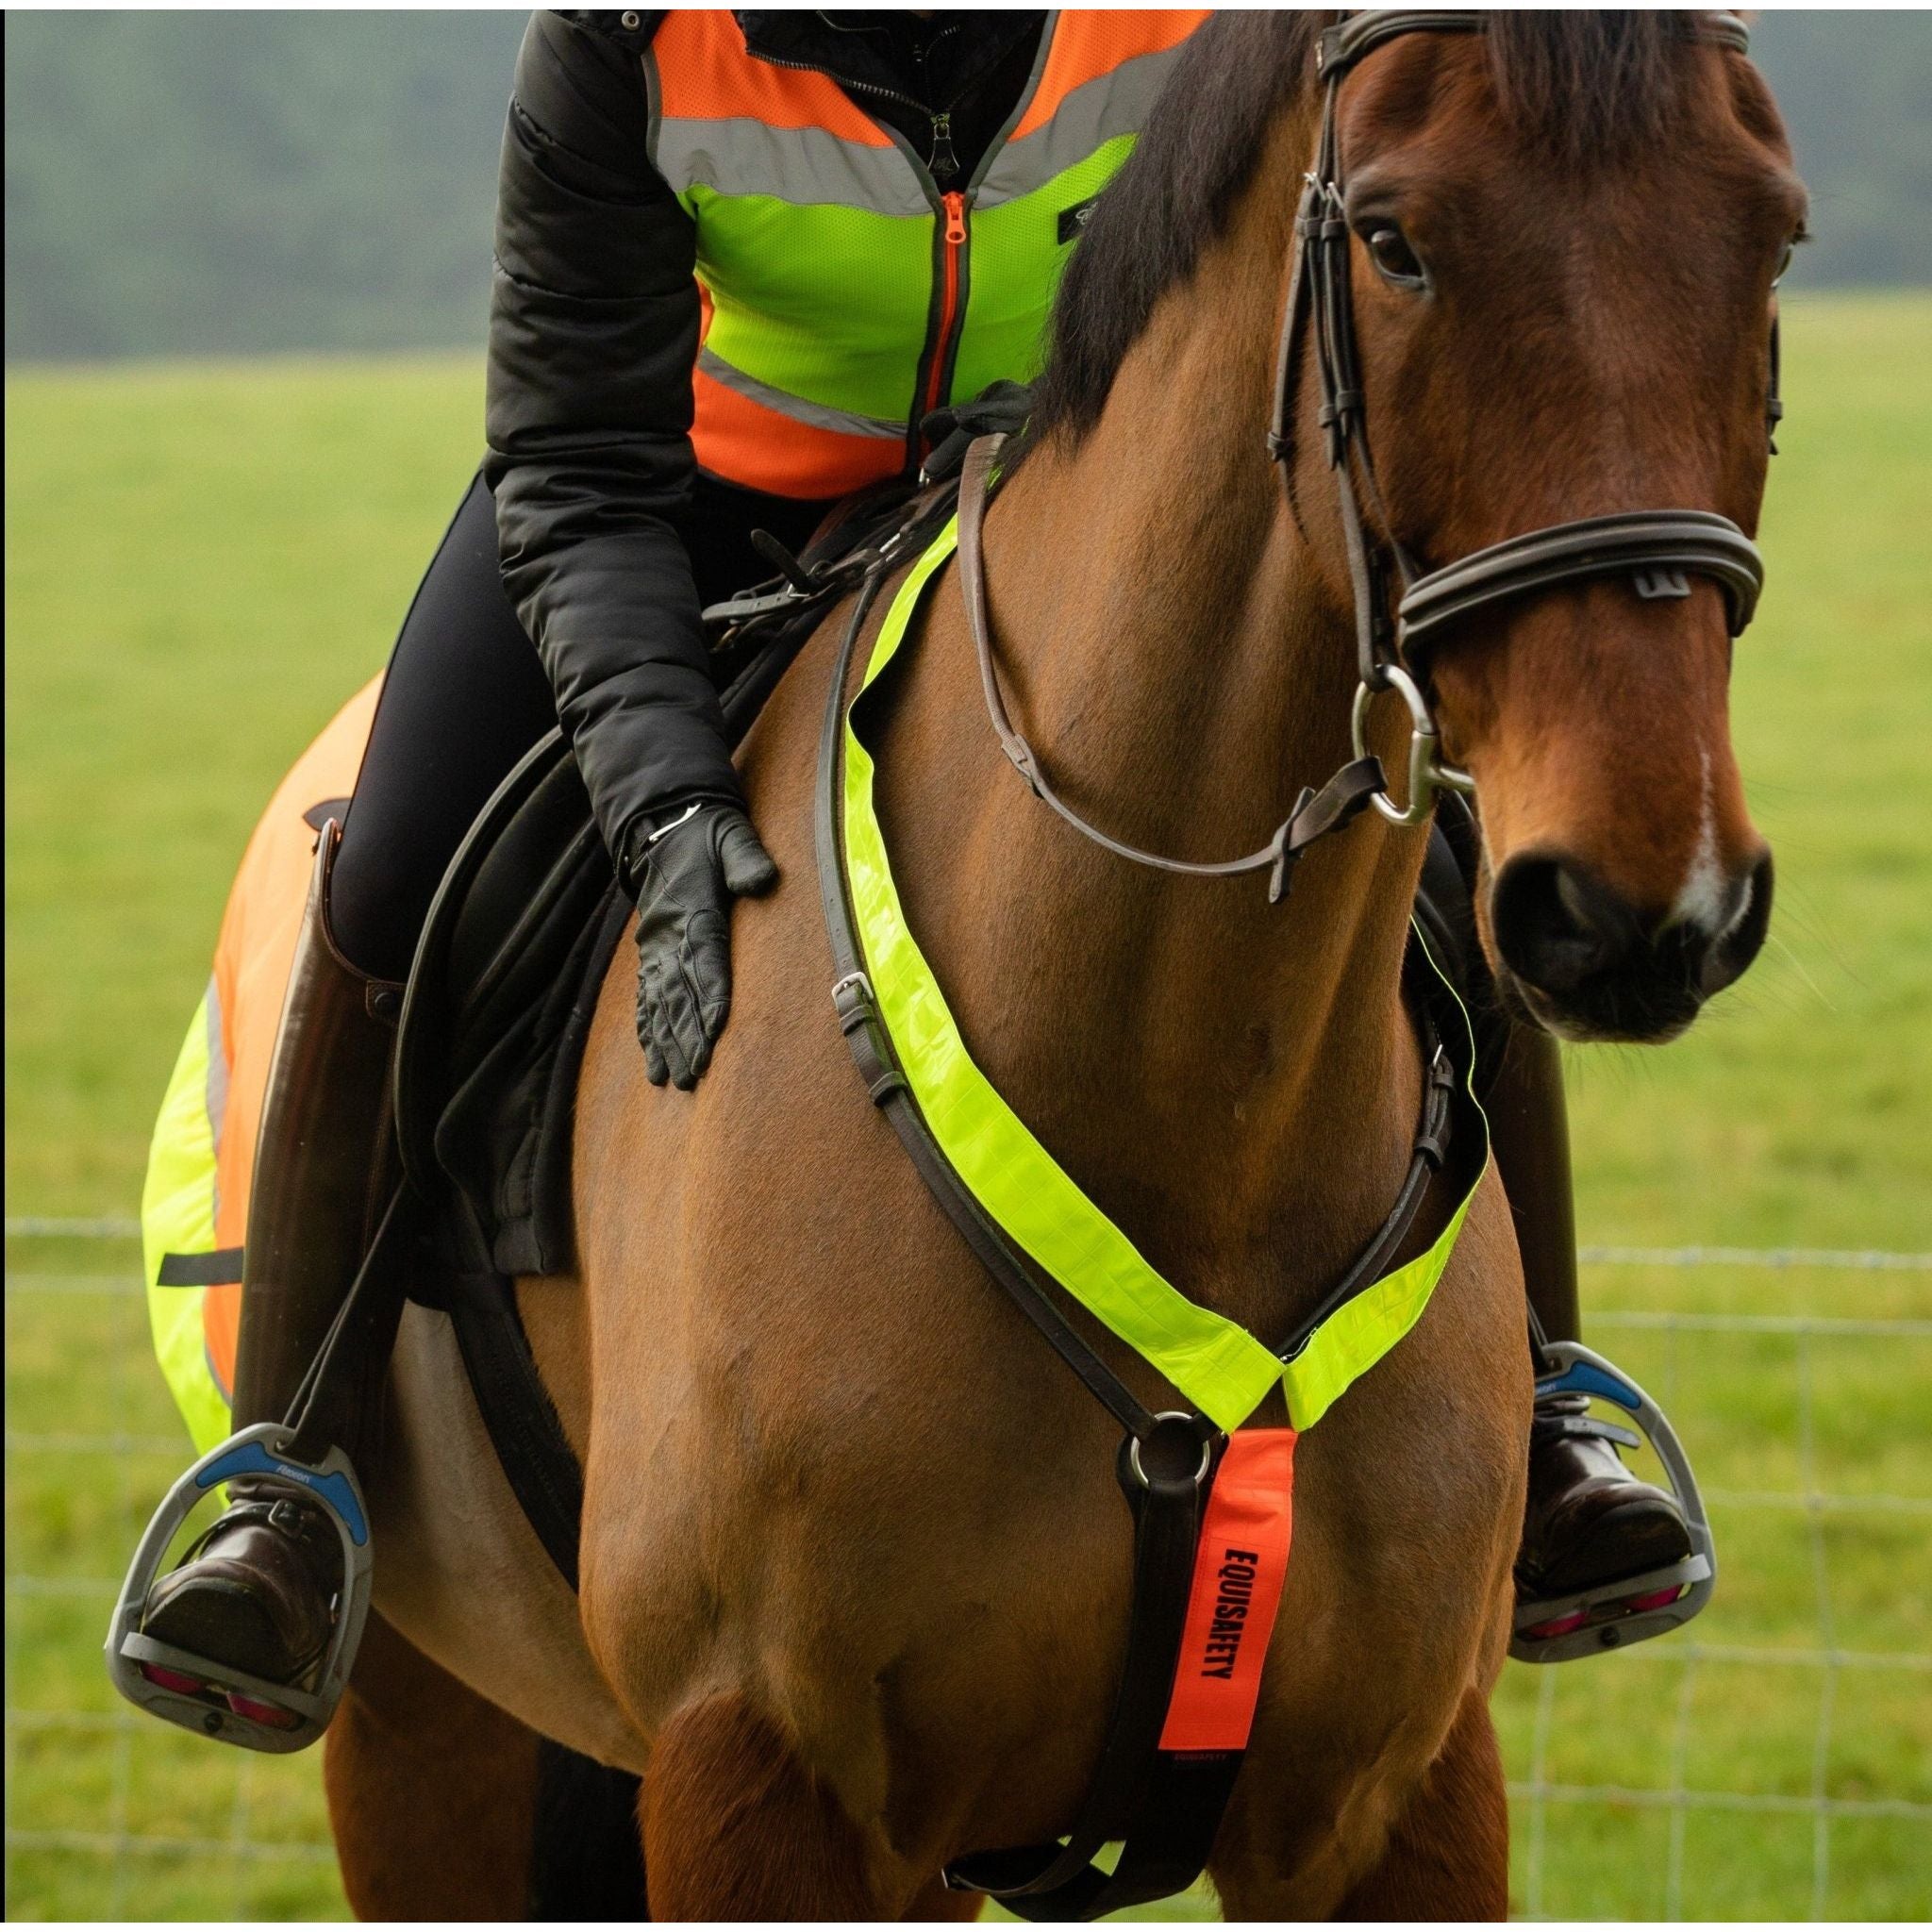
[842,520,1485,1433]
[142,986,234,1457]
[1280,919,1488,1428]
[1280,1191,1474,1430]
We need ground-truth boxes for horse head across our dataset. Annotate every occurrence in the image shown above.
[1314,16,1804,1041]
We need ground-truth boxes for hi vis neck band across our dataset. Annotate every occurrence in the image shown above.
[841,518,1487,1433]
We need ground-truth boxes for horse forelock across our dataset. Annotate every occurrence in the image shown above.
[1030,10,1740,446]
[1486,11,1698,166]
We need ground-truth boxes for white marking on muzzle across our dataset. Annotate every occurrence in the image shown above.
[1669,749,1731,936]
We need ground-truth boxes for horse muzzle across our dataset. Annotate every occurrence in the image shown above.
[1489,847,1774,1043]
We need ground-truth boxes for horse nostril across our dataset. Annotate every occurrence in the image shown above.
[1491,854,1639,997]
[1699,847,1774,997]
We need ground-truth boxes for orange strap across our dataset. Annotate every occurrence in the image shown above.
[1158,1428,1297,1753]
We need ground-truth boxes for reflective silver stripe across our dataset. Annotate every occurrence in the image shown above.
[658,116,930,216]
[202,975,227,1225]
[975,45,1184,210]
[697,348,907,441]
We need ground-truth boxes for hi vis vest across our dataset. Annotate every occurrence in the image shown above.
[647,9,1209,499]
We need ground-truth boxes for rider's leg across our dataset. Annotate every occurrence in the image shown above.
[141,469,559,1684]
[1481,1024,1692,1599]
[141,464,838,1688]
[139,823,403,1681]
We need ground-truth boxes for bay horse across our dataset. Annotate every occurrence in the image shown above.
[325,13,1801,1919]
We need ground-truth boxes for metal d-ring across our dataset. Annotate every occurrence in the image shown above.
[1350,663,1475,827]
[1126,1411,1217,1489]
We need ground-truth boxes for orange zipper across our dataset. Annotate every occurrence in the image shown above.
[924,191,970,423]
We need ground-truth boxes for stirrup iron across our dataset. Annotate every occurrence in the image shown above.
[105,1422,373,1752]
[1510,1341,1714,1664]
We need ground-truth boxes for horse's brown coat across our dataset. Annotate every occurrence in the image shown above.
[325,1612,539,1921]
[332,23,1796,1918]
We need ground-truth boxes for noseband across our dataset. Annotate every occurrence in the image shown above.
[1275,8,1770,825]
[958,8,1774,885]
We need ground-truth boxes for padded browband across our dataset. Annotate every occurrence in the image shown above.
[1399,509,1767,646]
[1317,9,1751,82]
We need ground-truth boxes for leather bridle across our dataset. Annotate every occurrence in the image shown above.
[1277,8,1769,825]
[959,8,1774,884]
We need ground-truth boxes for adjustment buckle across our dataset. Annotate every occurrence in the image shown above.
[105,1423,374,1753]
[831,971,908,1105]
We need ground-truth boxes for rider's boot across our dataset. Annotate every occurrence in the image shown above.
[140,822,402,1686]
[1484,1023,1695,1602]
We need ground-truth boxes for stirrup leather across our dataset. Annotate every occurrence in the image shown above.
[105,1423,373,1753]
[1510,1341,1715,1664]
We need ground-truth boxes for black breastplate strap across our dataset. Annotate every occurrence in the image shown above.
[813,558,1465,1917]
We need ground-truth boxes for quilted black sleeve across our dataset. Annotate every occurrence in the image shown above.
[484,10,734,881]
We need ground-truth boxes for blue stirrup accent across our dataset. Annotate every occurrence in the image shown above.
[1534,1356,1641,1414]
[193,1438,369,1546]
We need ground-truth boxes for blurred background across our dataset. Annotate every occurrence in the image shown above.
[6,10,1929,1922]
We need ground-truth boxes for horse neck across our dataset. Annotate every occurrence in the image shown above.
[881,145,1431,1328]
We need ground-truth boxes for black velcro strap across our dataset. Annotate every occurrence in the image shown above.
[157,1246,244,1287]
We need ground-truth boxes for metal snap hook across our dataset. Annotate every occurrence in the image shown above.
[1350,663,1474,826]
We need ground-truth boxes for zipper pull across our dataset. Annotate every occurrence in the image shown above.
[929,111,959,187]
[942,191,967,247]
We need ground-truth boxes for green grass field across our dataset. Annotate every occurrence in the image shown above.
[6,294,1930,1920]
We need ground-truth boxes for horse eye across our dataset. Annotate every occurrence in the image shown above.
[1365,225,1425,288]
[1773,238,1797,287]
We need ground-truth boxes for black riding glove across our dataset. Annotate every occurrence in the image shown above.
[627,801,779,1091]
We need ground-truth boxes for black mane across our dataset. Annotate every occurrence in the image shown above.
[1029,11,1704,443]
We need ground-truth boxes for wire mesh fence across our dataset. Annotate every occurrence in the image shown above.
[6,1239,1928,1920]
[1507,1304,1931,1921]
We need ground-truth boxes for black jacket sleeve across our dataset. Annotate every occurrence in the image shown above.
[484,11,732,879]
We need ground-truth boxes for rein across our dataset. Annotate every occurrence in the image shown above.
[959,439,1389,906]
